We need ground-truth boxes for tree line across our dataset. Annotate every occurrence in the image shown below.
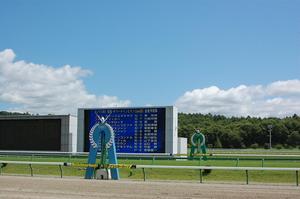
[178,113,300,149]
[0,111,31,116]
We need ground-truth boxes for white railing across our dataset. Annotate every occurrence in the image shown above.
[136,165,300,186]
[0,160,299,186]
[136,164,300,171]
[0,160,66,165]
[0,160,65,178]
[211,153,300,157]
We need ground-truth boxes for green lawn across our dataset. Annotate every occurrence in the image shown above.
[1,153,300,185]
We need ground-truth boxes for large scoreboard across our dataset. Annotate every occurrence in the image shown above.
[77,106,177,154]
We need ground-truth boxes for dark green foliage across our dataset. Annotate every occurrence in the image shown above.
[0,111,31,115]
[287,131,300,146]
[178,113,300,148]
[214,136,223,148]
[0,163,7,168]
[202,169,212,176]
[264,143,269,149]
[250,143,259,149]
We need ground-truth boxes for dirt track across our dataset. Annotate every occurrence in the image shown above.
[0,176,299,199]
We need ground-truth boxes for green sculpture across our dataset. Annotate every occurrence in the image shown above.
[189,129,208,160]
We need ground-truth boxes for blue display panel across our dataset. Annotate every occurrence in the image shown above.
[84,108,166,153]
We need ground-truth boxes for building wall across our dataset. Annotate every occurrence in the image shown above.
[77,109,85,152]
[69,115,78,152]
[177,137,187,155]
[165,106,178,155]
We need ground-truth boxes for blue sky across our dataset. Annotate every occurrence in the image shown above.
[0,0,299,116]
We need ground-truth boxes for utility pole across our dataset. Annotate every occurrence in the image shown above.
[267,125,273,149]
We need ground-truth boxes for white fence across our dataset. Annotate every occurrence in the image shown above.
[0,160,299,186]
[136,165,300,185]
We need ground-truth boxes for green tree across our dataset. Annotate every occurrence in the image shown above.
[287,131,300,146]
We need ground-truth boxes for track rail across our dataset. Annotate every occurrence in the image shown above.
[0,160,299,186]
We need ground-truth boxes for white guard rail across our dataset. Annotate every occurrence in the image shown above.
[135,165,300,186]
[0,160,65,178]
[0,161,299,186]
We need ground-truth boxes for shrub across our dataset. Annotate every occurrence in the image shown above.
[250,143,259,149]
[275,144,283,150]
[214,137,223,148]
[284,144,292,149]
[287,131,300,146]
[202,169,212,176]
[264,143,270,149]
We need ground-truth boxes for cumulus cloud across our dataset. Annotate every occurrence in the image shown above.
[0,49,130,114]
[266,80,300,96]
[175,80,300,117]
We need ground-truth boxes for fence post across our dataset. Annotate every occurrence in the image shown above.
[198,157,201,166]
[152,157,155,165]
[236,158,239,167]
[142,168,146,181]
[29,164,33,176]
[245,170,249,185]
[59,165,63,178]
[261,158,264,167]
[296,171,299,187]
[199,169,203,183]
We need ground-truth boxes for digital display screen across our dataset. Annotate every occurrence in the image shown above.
[84,108,166,153]
[0,119,61,151]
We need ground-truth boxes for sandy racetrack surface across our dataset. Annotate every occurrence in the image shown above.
[0,176,299,199]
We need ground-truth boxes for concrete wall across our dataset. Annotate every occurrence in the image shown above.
[165,106,178,155]
[177,137,187,155]
[53,115,77,152]
[77,109,85,152]
[69,115,78,152]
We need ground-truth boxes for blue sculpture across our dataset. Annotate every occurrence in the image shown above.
[85,113,119,180]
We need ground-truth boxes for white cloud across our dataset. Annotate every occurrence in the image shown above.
[0,49,130,114]
[175,80,300,117]
[266,79,300,96]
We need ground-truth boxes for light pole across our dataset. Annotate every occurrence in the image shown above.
[267,125,273,149]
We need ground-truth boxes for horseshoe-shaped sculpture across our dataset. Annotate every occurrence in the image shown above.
[85,114,119,180]
[189,129,208,160]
